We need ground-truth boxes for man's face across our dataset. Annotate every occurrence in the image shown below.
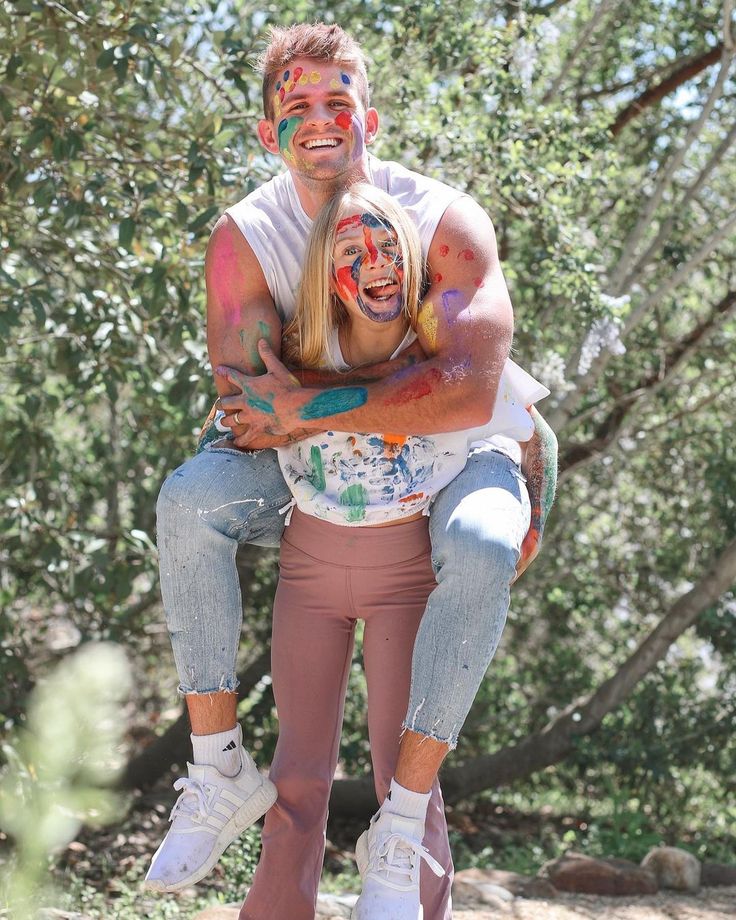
[332,210,405,324]
[258,58,378,181]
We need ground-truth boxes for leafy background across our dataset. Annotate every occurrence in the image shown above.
[1,0,735,915]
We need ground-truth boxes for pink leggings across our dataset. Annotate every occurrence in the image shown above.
[240,508,453,920]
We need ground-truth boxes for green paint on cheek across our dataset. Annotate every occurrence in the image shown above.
[339,483,368,523]
[306,446,326,492]
[300,387,368,421]
[277,116,302,158]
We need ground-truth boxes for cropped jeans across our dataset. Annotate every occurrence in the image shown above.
[157,442,530,748]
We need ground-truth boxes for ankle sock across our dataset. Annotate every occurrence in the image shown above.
[382,777,431,822]
[191,725,242,777]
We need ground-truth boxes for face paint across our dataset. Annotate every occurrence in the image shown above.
[417,301,439,351]
[273,66,323,117]
[433,273,442,284]
[458,248,475,261]
[277,116,302,164]
[333,212,404,323]
[439,244,450,257]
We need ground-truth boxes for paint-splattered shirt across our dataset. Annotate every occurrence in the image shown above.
[276,330,548,526]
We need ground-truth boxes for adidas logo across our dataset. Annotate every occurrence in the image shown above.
[223,740,237,752]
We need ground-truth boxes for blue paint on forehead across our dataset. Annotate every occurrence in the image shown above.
[341,72,352,84]
[283,70,290,80]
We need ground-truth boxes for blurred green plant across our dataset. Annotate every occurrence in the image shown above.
[0,643,131,918]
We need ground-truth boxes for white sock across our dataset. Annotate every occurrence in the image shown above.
[382,778,431,823]
[191,725,242,777]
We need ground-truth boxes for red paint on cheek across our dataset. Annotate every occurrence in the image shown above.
[336,265,358,299]
[385,368,442,406]
[334,111,352,130]
[439,244,450,257]
[458,249,475,261]
[433,273,443,284]
[473,277,485,288]
[363,225,378,264]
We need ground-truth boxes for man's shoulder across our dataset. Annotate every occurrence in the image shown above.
[225,169,294,227]
[371,155,464,201]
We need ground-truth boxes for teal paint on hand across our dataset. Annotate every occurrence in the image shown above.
[339,483,368,523]
[300,387,368,421]
[306,446,326,492]
[244,384,275,414]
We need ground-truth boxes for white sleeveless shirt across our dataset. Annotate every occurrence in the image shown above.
[225,155,466,322]
[276,329,548,527]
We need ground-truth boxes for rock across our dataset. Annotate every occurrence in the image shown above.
[190,894,357,920]
[539,851,659,896]
[641,846,701,892]
[702,862,736,886]
[190,907,240,920]
[454,867,556,899]
[316,891,358,917]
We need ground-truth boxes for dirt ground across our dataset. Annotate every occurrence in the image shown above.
[196,887,736,920]
[450,886,736,920]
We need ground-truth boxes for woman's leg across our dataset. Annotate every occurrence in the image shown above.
[240,533,355,920]
[360,550,453,920]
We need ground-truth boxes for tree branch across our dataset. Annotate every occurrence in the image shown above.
[610,43,725,136]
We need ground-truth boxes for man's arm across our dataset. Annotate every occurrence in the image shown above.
[219,197,513,441]
[514,406,558,582]
[205,214,313,449]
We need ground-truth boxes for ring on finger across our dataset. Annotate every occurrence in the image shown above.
[234,411,242,426]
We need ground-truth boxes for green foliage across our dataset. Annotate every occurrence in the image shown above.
[0,643,131,916]
[1,0,735,901]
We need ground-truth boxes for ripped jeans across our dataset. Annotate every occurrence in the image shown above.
[156,442,530,748]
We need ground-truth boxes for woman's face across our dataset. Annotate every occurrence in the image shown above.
[331,210,405,324]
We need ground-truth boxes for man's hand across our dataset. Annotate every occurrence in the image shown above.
[217,340,302,442]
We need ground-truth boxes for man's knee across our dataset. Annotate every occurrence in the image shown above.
[438,514,519,586]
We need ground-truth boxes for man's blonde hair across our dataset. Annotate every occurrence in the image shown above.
[255,23,370,122]
[284,184,424,370]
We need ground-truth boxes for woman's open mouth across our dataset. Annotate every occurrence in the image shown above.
[361,278,401,303]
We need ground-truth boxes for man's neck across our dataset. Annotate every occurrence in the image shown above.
[292,158,372,219]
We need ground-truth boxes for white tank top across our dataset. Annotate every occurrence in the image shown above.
[276,329,549,527]
[225,155,466,322]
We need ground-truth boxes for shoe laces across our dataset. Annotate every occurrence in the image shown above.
[169,776,210,823]
[375,833,444,883]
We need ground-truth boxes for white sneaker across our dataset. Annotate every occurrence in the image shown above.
[351,810,444,919]
[144,746,277,892]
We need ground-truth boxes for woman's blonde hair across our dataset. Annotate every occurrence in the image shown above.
[284,183,424,369]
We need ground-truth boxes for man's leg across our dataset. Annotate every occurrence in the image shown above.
[145,445,291,891]
[395,449,530,787]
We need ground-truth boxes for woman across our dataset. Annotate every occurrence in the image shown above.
[240,184,546,920]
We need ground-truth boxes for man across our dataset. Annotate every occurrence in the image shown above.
[146,21,557,920]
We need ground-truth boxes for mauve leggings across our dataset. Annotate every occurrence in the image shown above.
[240,508,453,920]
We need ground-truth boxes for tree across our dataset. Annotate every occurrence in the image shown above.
[2,0,734,838]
